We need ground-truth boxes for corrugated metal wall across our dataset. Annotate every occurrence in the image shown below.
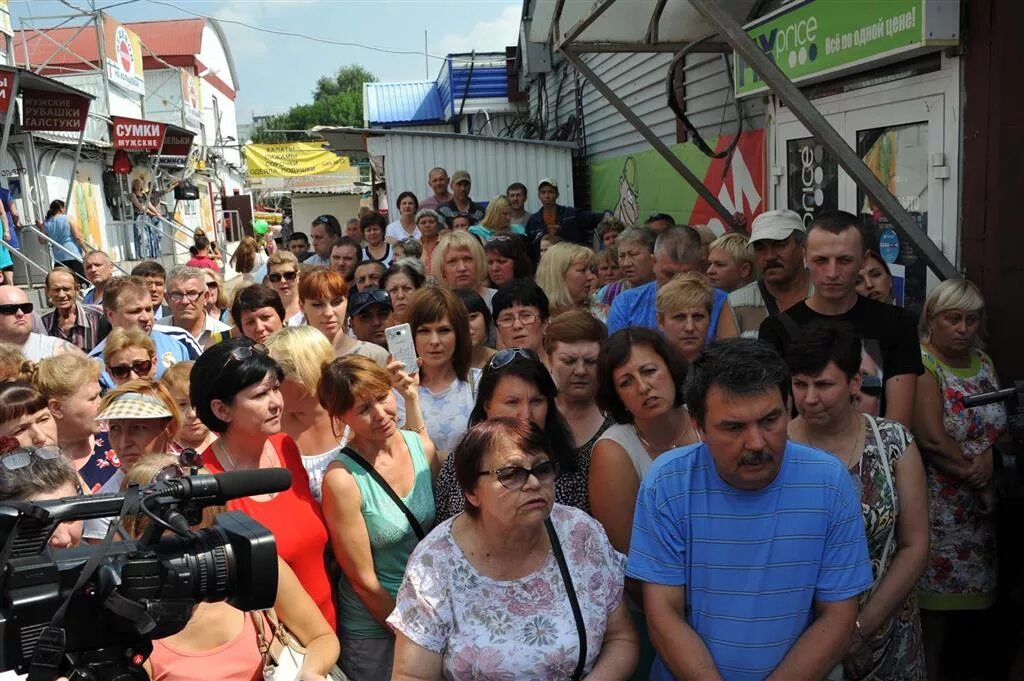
[367,133,574,213]
[527,51,764,161]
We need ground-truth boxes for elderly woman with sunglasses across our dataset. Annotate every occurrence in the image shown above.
[102,327,157,387]
[433,347,588,522]
[787,322,928,681]
[190,339,337,628]
[390,418,638,681]
[265,250,304,326]
[317,354,437,681]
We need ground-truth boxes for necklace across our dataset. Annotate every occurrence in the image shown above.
[804,414,865,470]
[633,410,690,454]
[217,440,238,471]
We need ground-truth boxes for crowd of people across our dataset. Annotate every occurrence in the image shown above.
[0,164,1013,681]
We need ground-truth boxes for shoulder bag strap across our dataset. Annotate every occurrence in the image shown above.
[341,446,425,540]
[545,517,587,681]
[864,415,897,595]
[758,279,782,317]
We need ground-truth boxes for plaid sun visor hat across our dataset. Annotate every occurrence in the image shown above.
[96,393,174,422]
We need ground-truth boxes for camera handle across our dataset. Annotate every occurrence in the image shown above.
[66,645,152,681]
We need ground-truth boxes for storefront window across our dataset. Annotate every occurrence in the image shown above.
[787,137,839,229]
[856,122,928,313]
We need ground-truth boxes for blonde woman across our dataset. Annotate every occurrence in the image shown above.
[33,353,119,493]
[202,268,232,326]
[265,325,343,502]
[469,195,520,242]
[431,229,495,310]
[265,250,304,325]
[655,272,715,363]
[102,327,158,387]
[536,241,597,317]
[706,232,755,292]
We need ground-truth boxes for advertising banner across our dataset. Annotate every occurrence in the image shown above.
[245,142,358,192]
[180,71,202,131]
[112,115,166,150]
[21,90,90,132]
[591,129,766,237]
[735,0,959,98]
[0,1,13,39]
[0,67,14,114]
[160,129,195,156]
[102,15,145,96]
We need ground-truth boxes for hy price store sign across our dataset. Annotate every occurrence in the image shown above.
[734,0,959,98]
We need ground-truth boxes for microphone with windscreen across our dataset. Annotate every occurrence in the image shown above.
[160,469,293,504]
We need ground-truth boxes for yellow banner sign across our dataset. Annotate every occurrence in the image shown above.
[245,142,351,179]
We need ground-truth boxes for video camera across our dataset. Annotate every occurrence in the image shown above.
[0,468,292,681]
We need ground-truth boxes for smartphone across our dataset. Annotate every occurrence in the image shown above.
[385,323,418,374]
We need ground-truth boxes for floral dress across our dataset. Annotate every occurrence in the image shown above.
[918,348,1006,609]
[844,416,925,681]
[387,504,625,680]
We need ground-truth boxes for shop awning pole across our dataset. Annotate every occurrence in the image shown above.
[560,48,742,231]
[687,0,958,280]
[63,125,87,225]
[0,71,21,172]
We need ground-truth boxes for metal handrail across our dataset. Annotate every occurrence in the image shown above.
[19,224,90,287]
[2,241,52,280]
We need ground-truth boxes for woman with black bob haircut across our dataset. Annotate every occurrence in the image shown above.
[432,347,587,521]
[452,288,496,375]
[189,338,337,628]
[381,261,426,324]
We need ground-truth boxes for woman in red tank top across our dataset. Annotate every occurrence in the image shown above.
[190,339,337,628]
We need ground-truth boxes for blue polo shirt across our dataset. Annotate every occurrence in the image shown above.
[607,281,728,342]
[627,441,872,681]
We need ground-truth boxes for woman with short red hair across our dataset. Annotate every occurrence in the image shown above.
[299,267,388,365]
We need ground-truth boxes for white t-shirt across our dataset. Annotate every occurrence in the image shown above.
[385,220,421,243]
[20,332,71,361]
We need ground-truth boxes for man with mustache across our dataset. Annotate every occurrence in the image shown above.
[627,339,872,681]
[729,210,813,338]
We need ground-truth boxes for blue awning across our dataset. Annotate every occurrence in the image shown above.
[364,81,444,126]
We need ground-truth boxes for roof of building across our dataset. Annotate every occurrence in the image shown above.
[364,81,444,126]
[14,17,238,96]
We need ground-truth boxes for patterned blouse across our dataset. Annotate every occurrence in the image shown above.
[388,504,625,680]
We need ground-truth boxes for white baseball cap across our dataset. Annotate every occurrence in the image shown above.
[749,209,805,243]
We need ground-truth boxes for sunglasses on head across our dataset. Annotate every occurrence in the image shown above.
[350,289,390,307]
[1,445,61,471]
[0,302,33,316]
[109,359,154,380]
[153,448,205,484]
[478,459,559,491]
[228,342,269,364]
[487,347,539,371]
[268,270,298,284]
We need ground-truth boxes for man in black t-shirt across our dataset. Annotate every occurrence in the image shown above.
[759,211,922,426]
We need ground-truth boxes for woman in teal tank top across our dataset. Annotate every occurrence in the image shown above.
[319,354,438,681]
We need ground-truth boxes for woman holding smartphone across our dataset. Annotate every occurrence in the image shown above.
[404,287,475,462]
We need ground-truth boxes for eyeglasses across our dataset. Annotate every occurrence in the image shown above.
[478,459,559,490]
[495,312,540,329]
[206,281,219,290]
[0,302,33,316]
[487,347,539,371]
[168,291,203,304]
[2,445,61,471]
[109,359,154,380]
[268,270,298,284]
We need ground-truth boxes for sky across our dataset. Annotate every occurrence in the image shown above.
[11,0,523,123]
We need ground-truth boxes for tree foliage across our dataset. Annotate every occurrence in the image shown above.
[251,65,378,143]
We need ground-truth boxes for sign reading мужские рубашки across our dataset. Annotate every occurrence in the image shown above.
[734,0,960,98]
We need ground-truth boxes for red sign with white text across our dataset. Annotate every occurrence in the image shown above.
[21,89,90,131]
[0,68,14,114]
[112,115,166,151]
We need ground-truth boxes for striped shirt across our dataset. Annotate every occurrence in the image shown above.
[41,302,106,353]
[627,441,872,681]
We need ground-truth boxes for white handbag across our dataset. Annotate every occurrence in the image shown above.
[252,610,305,681]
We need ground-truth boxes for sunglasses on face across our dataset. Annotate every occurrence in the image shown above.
[109,359,154,380]
[206,281,219,290]
[268,270,298,284]
[0,302,33,316]
[487,347,539,371]
[478,459,559,491]
[1,445,61,471]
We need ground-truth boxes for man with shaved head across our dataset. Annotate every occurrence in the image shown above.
[419,167,452,210]
[0,285,79,360]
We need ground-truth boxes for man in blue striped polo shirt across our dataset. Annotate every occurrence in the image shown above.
[627,339,872,681]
